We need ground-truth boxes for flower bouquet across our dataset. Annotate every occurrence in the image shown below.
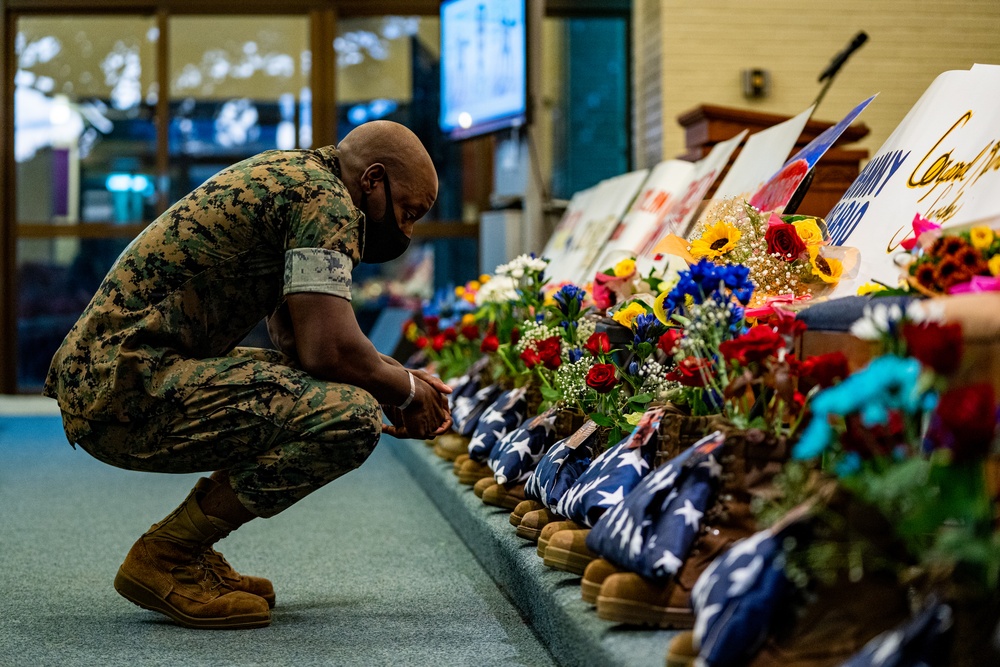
[677,198,857,308]
[904,217,1000,296]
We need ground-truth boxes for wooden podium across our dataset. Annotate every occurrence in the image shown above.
[677,104,870,218]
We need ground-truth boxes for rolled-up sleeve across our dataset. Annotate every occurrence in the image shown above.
[283,247,354,300]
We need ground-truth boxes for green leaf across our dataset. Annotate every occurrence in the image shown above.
[629,393,653,405]
[589,413,614,427]
[540,386,562,401]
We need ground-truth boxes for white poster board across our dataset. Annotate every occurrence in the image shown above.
[585,159,696,275]
[558,169,650,285]
[713,106,814,199]
[829,67,1000,294]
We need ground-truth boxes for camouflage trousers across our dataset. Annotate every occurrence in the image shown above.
[72,347,382,518]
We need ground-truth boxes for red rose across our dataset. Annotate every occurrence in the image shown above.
[586,363,619,393]
[480,333,499,353]
[666,356,715,387]
[657,329,682,356]
[520,348,541,369]
[535,336,563,370]
[442,326,458,342]
[415,336,429,349]
[431,334,447,352]
[765,223,807,262]
[800,352,849,389]
[842,411,905,458]
[584,332,611,357]
[933,384,997,462]
[461,323,480,340]
[719,326,784,365]
[903,322,963,375]
[423,315,440,336]
[510,327,521,345]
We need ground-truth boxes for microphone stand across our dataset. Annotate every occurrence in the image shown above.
[811,31,868,117]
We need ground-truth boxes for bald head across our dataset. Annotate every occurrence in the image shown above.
[337,121,438,230]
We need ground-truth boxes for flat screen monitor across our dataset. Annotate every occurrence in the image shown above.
[440,0,527,140]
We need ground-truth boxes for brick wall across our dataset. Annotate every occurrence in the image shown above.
[657,1,1000,160]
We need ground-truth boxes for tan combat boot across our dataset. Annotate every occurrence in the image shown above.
[481,482,526,510]
[457,459,493,485]
[597,427,787,628]
[191,478,276,607]
[509,500,545,527]
[581,558,622,605]
[543,528,596,575]
[516,507,559,542]
[114,482,272,629]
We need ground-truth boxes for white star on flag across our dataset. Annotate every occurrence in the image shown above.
[618,516,635,551]
[726,554,763,597]
[674,499,703,528]
[722,530,771,566]
[628,527,644,559]
[483,409,506,425]
[469,431,487,452]
[509,434,535,460]
[645,467,679,495]
[491,428,508,443]
[699,455,723,479]
[652,549,683,574]
[616,449,649,475]
[596,485,625,507]
[494,465,507,484]
[659,488,680,513]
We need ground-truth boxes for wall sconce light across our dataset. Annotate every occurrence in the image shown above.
[742,68,770,99]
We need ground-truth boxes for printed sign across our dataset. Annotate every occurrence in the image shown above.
[828,68,1000,293]
[748,95,877,214]
[714,105,814,200]
[586,159,696,276]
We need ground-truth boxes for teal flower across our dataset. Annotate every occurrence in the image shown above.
[793,355,935,460]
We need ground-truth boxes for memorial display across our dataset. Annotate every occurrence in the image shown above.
[400,69,1000,665]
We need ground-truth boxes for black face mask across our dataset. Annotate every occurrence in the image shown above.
[360,173,410,264]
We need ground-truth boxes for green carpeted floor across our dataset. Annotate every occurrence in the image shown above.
[0,411,555,667]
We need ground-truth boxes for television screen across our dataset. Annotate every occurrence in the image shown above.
[440,0,527,140]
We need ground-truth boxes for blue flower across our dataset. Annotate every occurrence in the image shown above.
[535,313,545,323]
[632,313,665,344]
[628,361,639,376]
[568,348,583,363]
[554,284,585,315]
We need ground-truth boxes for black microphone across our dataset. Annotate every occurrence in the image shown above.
[818,31,868,82]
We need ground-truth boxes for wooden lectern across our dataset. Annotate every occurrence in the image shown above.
[677,104,869,218]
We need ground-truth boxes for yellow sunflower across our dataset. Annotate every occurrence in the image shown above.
[989,255,1000,277]
[454,286,466,297]
[689,221,742,259]
[809,247,843,284]
[970,226,995,250]
[461,313,476,326]
[479,274,491,284]
[612,302,647,329]
[792,218,825,247]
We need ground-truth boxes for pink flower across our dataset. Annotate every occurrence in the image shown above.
[947,275,1000,294]
[592,272,617,310]
[900,213,941,252]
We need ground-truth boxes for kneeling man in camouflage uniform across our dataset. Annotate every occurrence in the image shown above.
[44,120,452,629]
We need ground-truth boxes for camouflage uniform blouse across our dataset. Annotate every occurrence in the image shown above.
[44,147,363,439]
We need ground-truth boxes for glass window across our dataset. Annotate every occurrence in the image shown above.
[167,16,310,202]
[14,16,159,225]
[545,16,629,200]
[17,237,132,391]
[335,16,475,322]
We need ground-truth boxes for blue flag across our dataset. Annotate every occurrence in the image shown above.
[489,409,558,485]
